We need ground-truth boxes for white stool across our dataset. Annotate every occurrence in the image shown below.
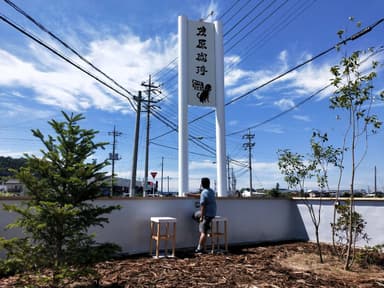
[207,216,228,252]
[150,217,177,258]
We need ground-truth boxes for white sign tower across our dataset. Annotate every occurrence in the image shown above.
[178,15,227,196]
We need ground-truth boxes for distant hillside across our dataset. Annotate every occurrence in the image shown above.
[0,156,27,177]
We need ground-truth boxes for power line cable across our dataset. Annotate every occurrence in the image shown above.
[225,0,288,53]
[150,108,217,155]
[226,17,384,107]
[153,0,268,80]
[226,0,315,72]
[223,0,253,27]
[154,3,308,137]
[151,18,384,141]
[219,0,242,22]
[2,0,136,110]
[153,1,304,144]
[150,141,214,158]
[0,13,136,110]
[190,46,384,159]
[227,84,331,137]
[228,45,384,137]
[152,1,290,105]
[150,0,248,87]
[7,1,379,160]
[151,57,177,79]
[224,0,266,37]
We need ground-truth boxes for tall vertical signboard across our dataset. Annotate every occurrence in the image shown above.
[178,16,227,197]
[187,21,216,107]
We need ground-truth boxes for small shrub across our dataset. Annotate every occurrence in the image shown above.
[355,244,384,268]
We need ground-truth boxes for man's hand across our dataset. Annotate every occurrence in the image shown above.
[185,192,200,198]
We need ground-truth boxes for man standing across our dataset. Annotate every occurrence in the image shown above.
[187,177,217,253]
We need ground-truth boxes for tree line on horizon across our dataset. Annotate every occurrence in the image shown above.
[0,156,26,178]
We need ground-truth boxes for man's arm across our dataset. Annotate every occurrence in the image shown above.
[185,192,201,198]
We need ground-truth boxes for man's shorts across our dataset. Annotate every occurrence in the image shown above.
[193,210,214,234]
[199,216,213,234]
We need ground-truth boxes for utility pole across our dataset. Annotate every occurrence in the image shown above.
[130,91,142,197]
[161,156,164,194]
[231,167,236,193]
[109,125,122,196]
[141,74,161,197]
[167,176,170,193]
[227,155,231,194]
[243,129,255,193]
[374,165,377,194]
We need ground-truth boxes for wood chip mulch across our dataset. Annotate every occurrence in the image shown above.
[1,242,383,287]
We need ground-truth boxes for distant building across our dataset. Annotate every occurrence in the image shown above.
[104,177,149,196]
[4,179,28,195]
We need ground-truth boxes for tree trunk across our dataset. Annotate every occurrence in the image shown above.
[345,107,356,271]
[315,226,323,263]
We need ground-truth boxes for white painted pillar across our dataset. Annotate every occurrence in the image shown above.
[178,15,189,196]
[214,20,227,197]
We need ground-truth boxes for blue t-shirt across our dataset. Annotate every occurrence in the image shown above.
[200,188,217,217]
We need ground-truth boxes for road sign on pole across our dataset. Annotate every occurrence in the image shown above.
[151,171,157,178]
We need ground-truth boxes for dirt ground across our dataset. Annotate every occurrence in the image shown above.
[1,242,383,287]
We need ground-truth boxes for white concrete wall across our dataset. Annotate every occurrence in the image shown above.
[88,198,307,254]
[295,198,384,247]
[0,198,383,257]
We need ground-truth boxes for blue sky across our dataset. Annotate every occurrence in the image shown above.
[0,0,383,193]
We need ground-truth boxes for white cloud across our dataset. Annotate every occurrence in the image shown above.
[0,30,178,114]
[235,160,284,189]
[223,50,337,105]
[200,1,218,21]
[228,119,238,126]
[226,69,276,97]
[0,150,32,158]
[225,68,249,87]
[262,124,285,134]
[274,98,295,110]
[190,159,216,170]
[0,50,36,85]
[289,61,333,98]
[278,50,288,63]
[0,91,24,99]
[225,51,294,98]
[292,114,311,122]
[0,101,55,120]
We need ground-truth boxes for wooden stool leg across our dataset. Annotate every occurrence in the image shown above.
[165,222,169,257]
[172,222,176,257]
[224,220,228,252]
[211,221,216,252]
[156,223,160,258]
[216,221,220,250]
[150,221,154,256]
